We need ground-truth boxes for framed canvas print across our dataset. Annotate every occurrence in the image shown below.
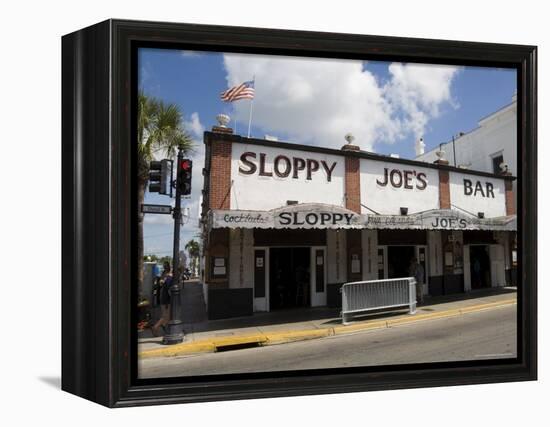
[62,19,537,407]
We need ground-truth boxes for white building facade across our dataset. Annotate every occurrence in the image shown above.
[200,125,516,320]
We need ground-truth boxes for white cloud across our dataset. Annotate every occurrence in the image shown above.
[181,112,206,240]
[184,112,205,139]
[383,62,460,138]
[144,111,206,249]
[144,213,173,225]
[222,54,459,151]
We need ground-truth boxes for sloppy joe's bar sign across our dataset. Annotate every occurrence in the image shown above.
[232,147,509,218]
[210,205,516,231]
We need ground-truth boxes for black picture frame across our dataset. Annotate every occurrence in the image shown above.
[61,19,537,408]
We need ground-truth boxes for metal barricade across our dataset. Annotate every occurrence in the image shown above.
[341,277,417,324]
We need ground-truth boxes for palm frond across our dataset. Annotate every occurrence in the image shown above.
[137,92,196,169]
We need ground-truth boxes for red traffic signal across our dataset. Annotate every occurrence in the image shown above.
[180,159,192,171]
[177,159,193,196]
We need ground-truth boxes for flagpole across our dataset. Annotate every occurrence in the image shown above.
[247,76,255,138]
[247,99,254,138]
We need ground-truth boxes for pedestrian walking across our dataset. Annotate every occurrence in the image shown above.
[151,261,173,337]
[409,257,425,304]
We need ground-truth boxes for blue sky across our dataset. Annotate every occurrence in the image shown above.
[139,48,516,259]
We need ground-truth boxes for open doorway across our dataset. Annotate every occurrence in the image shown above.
[270,247,311,310]
[387,246,415,278]
[470,245,491,289]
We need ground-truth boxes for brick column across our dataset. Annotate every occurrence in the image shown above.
[205,228,230,286]
[341,143,362,281]
[501,172,516,289]
[208,126,233,210]
[504,176,515,216]
[205,125,234,288]
[434,159,451,209]
[342,144,361,213]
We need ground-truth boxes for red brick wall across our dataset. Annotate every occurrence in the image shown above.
[345,156,361,213]
[209,140,232,210]
[438,170,451,209]
[205,228,230,286]
[505,179,515,216]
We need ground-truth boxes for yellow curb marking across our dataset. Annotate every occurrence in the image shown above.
[139,298,516,359]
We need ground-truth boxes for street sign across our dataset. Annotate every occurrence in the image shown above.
[141,204,172,214]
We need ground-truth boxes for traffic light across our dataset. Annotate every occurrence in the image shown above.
[177,159,193,195]
[149,159,172,195]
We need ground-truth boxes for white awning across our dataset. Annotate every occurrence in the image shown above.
[208,203,516,231]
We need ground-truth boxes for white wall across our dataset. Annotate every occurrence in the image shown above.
[362,229,378,280]
[326,230,347,283]
[428,231,443,277]
[360,158,440,215]
[228,228,254,289]
[449,171,507,218]
[231,143,346,210]
[490,244,507,287]
[495,231,512,273]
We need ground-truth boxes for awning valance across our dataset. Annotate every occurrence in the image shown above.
[208,203,516,232]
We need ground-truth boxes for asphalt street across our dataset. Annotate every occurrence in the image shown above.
[138,304,517,379]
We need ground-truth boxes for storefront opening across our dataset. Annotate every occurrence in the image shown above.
[470,245,492,289]
[270,247,311,310]
[387,246,416,279]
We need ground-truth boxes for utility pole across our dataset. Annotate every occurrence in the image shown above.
[452,135,457,167]
[162,146,186,345]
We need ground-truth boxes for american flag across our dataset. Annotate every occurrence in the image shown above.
[220,80,255,102]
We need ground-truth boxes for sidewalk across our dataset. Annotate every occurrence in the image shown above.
[139,287,517,359]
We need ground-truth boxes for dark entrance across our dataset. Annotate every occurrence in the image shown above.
[387,246,415,278]
[470,245,491,289]
[270,247,310,310]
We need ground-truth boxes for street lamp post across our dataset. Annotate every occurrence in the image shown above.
[162,145,186,345]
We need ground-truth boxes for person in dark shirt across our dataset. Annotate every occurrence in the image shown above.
[409,257,425,304]
[151,262,172,336]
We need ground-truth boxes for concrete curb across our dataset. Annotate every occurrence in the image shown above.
[139,298,517,359]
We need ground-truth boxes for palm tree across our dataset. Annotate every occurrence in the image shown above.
[137,92,193,295]
[185,239,201,277]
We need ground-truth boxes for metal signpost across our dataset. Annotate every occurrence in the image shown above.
[162,148,186,345]
[145,146,193,345]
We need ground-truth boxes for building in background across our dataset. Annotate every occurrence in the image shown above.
[416,93,518,285]
[415,93,517,206]
[199,116,516,320]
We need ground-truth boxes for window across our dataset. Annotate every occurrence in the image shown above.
[492,153,504,174]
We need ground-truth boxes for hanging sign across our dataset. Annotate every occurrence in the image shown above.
[209,204,516,231]
[211,203,363,230]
